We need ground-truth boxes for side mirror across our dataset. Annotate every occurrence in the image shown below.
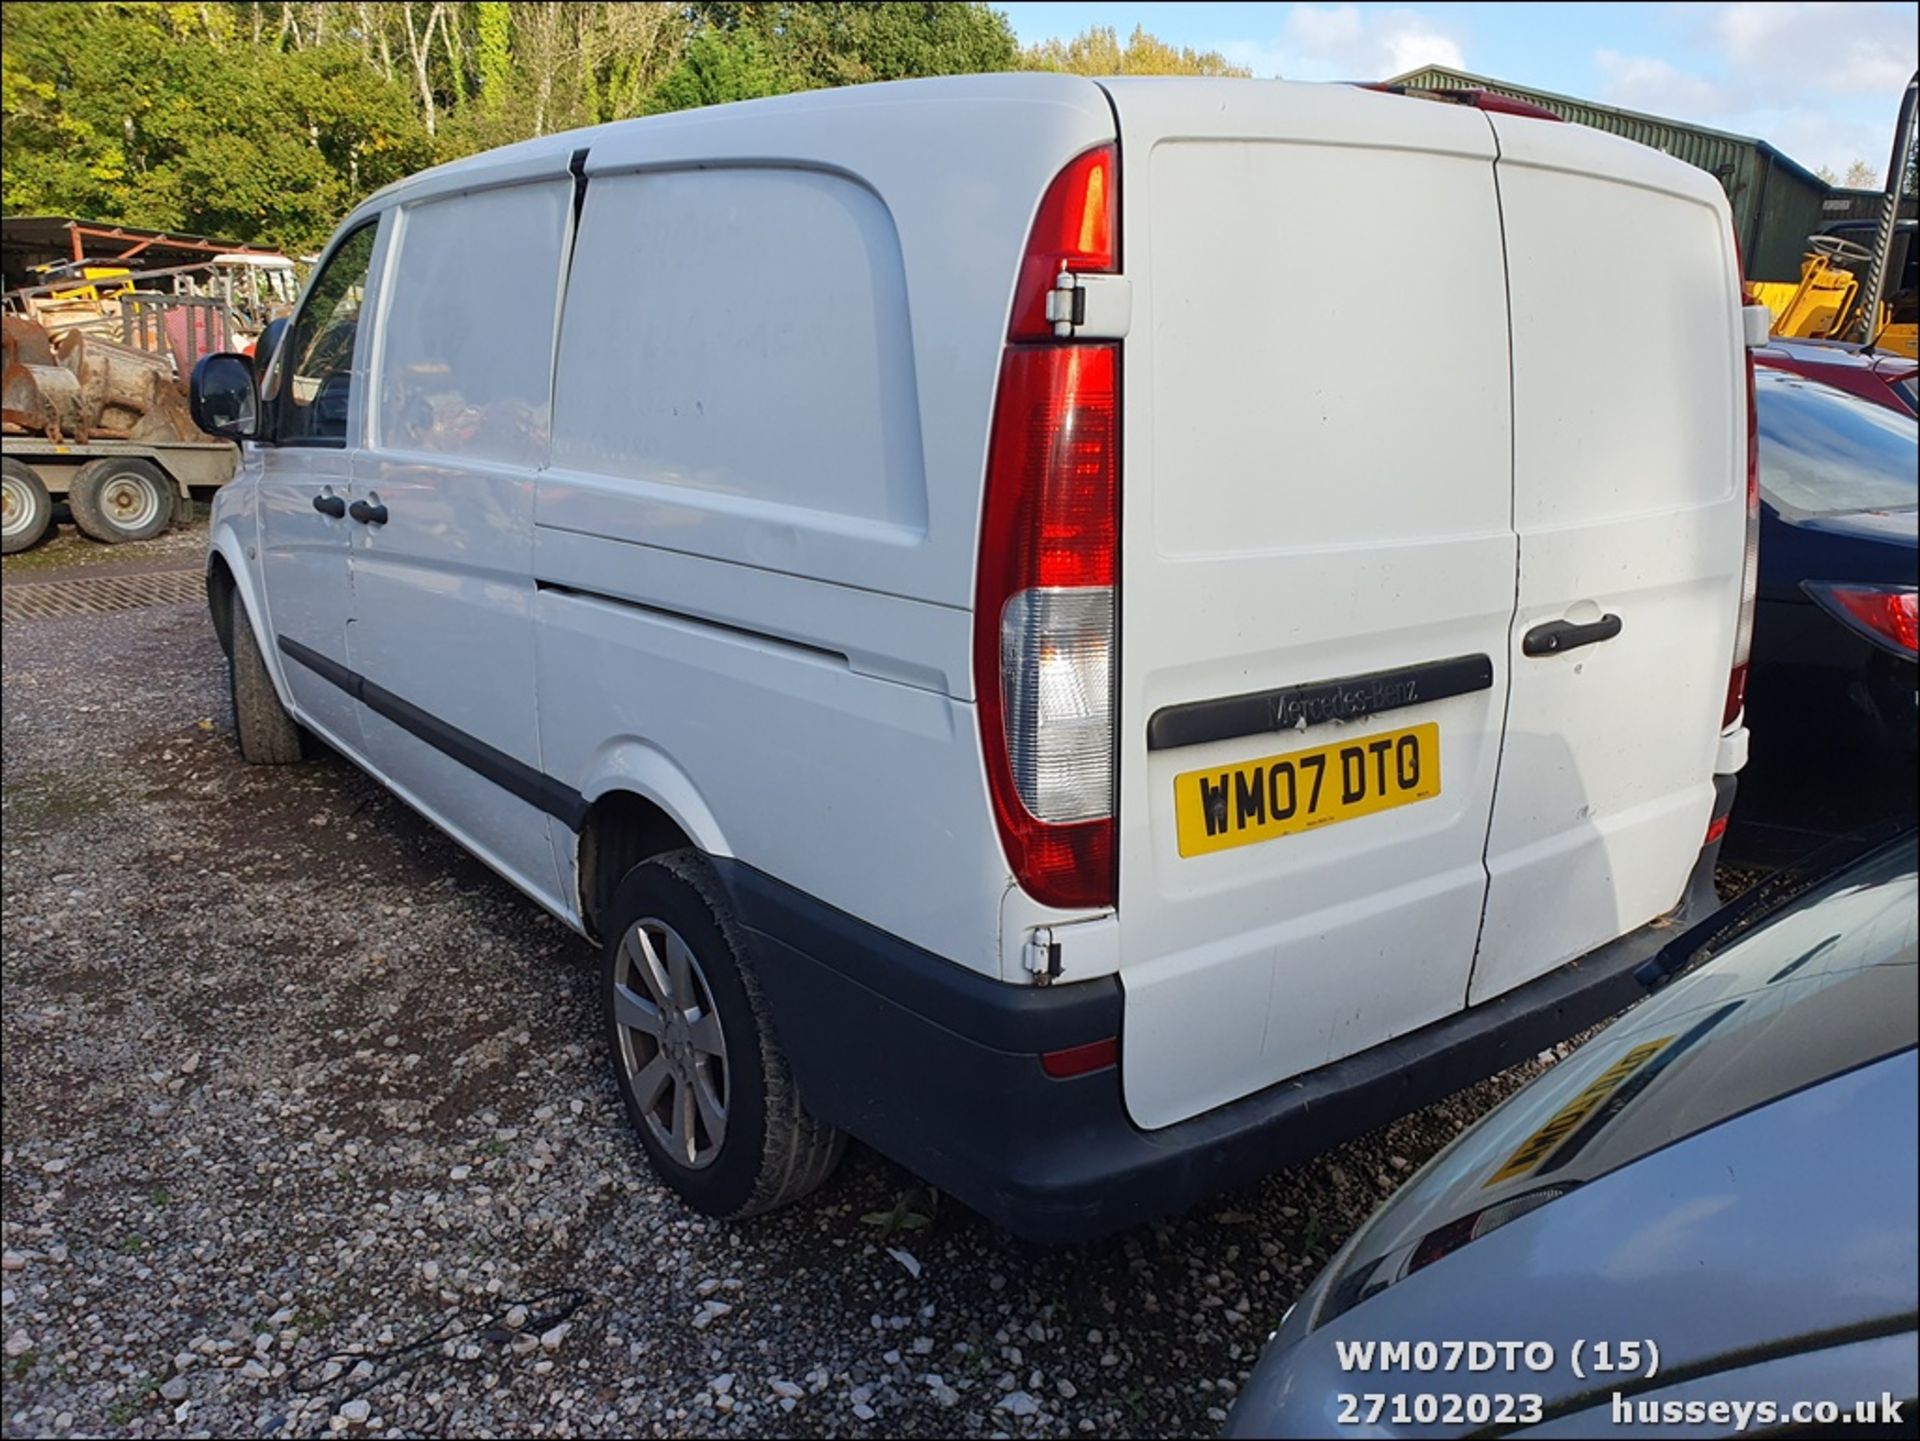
[254,316,289,390]
[190,352,262,441]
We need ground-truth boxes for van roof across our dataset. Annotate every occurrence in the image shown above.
[336,72,1725,248]
[347,72,1113,224]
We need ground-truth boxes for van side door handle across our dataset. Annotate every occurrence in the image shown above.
[1523,614,1623,657]
[312,493,346,519]
[348,498,388,526]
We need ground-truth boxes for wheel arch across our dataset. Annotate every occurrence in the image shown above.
[572,746,733,942]
[205,526,290,707]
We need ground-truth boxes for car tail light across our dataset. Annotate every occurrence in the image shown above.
[977,148,1120,911]
[1803,582,1919,658]
[1725,303,1760,729]
[1407,1185,1573,1276]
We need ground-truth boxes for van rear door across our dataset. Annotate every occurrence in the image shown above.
[1100,81,1518,1130]
[1469,115,1746,1006]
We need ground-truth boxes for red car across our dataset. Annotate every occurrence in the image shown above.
[1753,337,1918,416]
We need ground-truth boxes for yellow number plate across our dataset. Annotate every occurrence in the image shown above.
[1174,722,1441,857]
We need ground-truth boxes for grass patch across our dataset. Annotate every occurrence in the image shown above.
[103,1372,162,1424]
[1,774,115,832]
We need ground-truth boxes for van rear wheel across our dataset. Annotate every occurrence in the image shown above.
[601,852,844,1218]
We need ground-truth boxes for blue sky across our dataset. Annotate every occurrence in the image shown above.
[999,2,1918,182]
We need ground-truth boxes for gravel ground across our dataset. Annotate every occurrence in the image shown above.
[4,523,1580,1439]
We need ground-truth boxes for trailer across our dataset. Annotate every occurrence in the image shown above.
[2,434,235,553]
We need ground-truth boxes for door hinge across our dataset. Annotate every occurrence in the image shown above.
[1022,926,1064,986]
[1043,271,1131,339]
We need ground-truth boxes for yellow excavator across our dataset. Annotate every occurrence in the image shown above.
[1752,69,1918,359]
[1751,226,1917,359]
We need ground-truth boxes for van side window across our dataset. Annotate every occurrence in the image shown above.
[270,223,377,446]
[375,180,572,465]
[551,168,927,529]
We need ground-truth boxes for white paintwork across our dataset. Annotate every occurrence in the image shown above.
[206,458,281,701]
[1102,80,1520,1130]
[1468,112,1746,1007]
[553,168,928,532]
[250,217,388,757]
[212,74,1746,1141]
[349,176,575,915]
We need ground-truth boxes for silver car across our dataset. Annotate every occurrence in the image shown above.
[1227,831,1918,1438]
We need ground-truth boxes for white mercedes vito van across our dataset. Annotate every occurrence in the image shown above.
[190,74,1758,1241]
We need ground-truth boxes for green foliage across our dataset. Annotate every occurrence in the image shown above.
[1022,24,1252,78]
[474,1,510,109]
[692,2,1017,89]
[649,27,794,116]
[2,2,429,253]
[3,1,1239,256]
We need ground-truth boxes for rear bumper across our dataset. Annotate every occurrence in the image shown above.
[713,813,1731,1245]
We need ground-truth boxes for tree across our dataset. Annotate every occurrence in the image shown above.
[1,2,429,253]
[1022,24,1251,78]
[1842,159,1881,189]
[2,0,1021,251]
[474,1,512,109]
[649,26,791,114]
[696,3,1019,90]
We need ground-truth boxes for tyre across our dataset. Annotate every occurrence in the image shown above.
[227,589,307,764]
[1,457,53,554]
[69,457,175,544]
[601,852,845,1218]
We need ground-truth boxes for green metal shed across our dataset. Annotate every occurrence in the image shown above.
[1389,65,1834,282]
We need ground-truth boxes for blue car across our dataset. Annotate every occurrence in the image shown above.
[1225,830,1918,1438]
[1733,367,1916,863]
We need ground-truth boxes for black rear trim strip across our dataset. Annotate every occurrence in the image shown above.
[276,635,588,830]
[1147,653,1495,752]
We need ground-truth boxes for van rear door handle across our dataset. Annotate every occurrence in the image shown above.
[312,493,346,518]
[1523,614,1623,656]
[348,499,388,526]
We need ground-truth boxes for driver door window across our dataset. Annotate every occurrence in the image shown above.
[269,223,377,446]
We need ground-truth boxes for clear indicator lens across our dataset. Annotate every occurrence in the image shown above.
[1001,586,1113,823]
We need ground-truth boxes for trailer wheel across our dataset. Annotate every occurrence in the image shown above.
[69,457,175,544]
[1,457,53,554]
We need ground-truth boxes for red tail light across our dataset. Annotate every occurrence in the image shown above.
[1010,146,1115,341]
[1803,582,1920,657]
[1408,1186,1573,1275]
[977,147,1120,911]
[1725,262,1761,729]
[976,344,1117,909]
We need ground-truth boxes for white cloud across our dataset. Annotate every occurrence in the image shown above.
[1593,51,1731,116]
[1221,4,1467,83]
[1382,23,1466,76]
[1715,2,1915,95]
[1591,2,1916,181]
